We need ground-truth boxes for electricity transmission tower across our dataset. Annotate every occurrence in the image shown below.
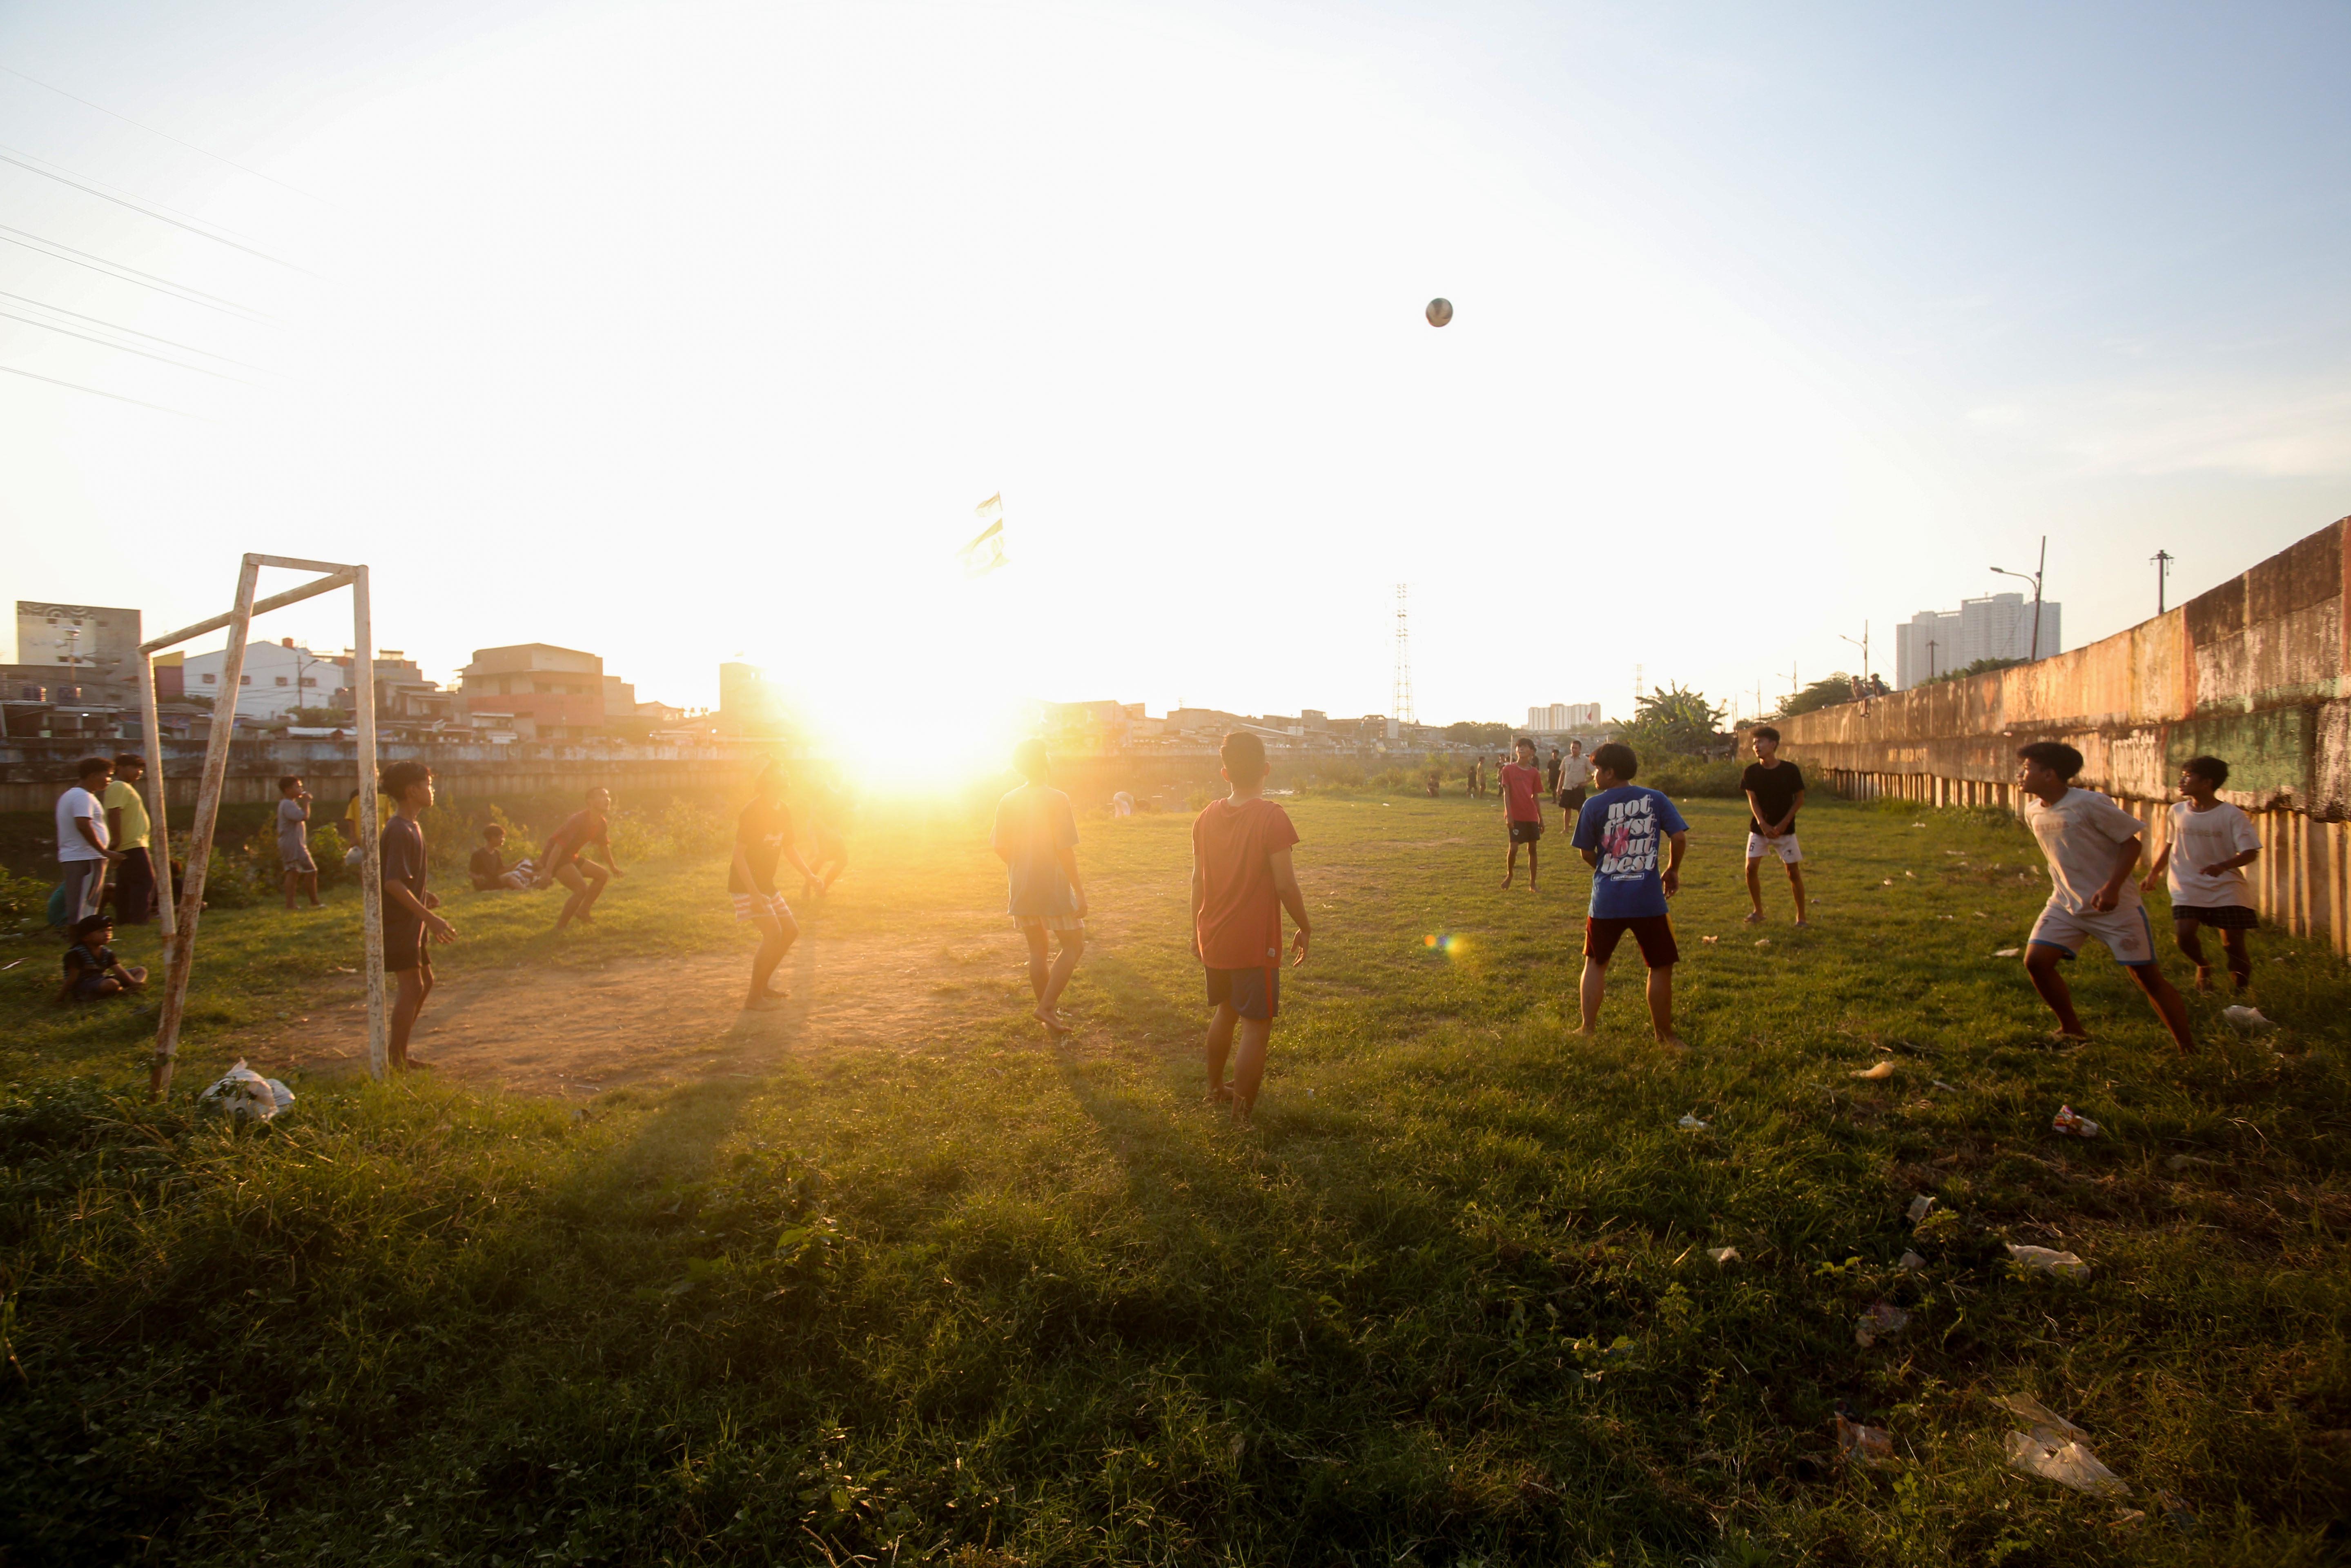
[1392,584,1415,727]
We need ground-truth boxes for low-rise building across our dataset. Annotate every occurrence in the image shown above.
[458,644,607,740]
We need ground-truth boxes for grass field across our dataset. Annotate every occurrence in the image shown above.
[2,789,2347,1566]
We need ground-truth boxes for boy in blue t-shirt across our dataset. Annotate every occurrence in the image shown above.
[1569,742,1690,1047]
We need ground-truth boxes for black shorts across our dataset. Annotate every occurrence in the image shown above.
[1584,914,1679,969]
[384,921,430,974]
[1558,786,1589,811]
[1509,819,1544,844]
[2171,904,2257,930]
[1206,965,1279,1021]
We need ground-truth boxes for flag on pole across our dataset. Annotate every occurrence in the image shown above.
[958,493,1008,577]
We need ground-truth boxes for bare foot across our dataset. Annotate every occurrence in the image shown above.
[1743,911,1765,924]
[2048,1029,2093,1045]
[1203,1083,1234,1106]
[2194,967,2214,993]
[1792,919,1812,929]
[762,984,791,1000]
[1501,874,1514,889]
[742,995,786,1012]
[1655,1033,1689,1051]
[1036,1007,1070,1035]
[1570,1024,1598,1039]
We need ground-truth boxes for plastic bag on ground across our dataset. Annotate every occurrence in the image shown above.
[2221,1004,2274,1034]
[1993,1393,2088,1446]
[2052,1104,2101,1138]
[1707,1246,1740,1265]
[198,1059,290,1122]
[1899,1250,1926,1272]
[1834,1412,1896,1468]
[2006,1243,2090,1280]
[1854,1302,1909,1347]
[2005,1430,2129,1498]
[1907,1195,1937,1223]
[1853,1060,1895,1080]
[1677,1113,1709,1131]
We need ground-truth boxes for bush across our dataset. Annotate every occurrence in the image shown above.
[1638,757,1745,798]
[0,864,51,929]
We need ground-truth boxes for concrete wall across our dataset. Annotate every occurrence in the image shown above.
[1777,515,2351,956]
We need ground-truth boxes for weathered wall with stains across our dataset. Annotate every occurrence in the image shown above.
[1778,516,2351,956]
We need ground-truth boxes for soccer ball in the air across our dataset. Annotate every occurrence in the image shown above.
[1425,298,1453,327]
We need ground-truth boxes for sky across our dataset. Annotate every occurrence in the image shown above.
[2,0,2347,762]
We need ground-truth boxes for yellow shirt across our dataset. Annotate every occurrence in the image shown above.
[101,779,152,849]
[345,793,397,837]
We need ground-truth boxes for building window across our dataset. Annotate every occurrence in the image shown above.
[301,677,317,687]
[203,673,217,684]
[275,676,289,687]
[239,676,251,686]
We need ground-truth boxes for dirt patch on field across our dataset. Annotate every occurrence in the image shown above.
[236,915,1128,1099]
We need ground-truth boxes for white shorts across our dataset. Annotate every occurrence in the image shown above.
[732,890,795,925]
[1746,832,1802,864]
[2029,902,2157,966]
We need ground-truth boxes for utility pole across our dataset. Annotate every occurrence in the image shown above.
[2151,548,2174,614]
[1990,535,2048,663]
[1926,638,1940,681]
[1391,584,1414,728]
[1839,622,1871,684]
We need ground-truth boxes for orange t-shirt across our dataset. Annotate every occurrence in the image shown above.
[1191,797,1300,970]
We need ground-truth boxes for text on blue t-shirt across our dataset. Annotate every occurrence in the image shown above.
[1572,785,1689,919]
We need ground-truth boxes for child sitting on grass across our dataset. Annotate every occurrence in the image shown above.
[58,914,145,1002]
[468,824,533,891]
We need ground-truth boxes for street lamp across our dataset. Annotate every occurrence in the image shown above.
[1990,535,2048,663]
[1839,622,1871,683]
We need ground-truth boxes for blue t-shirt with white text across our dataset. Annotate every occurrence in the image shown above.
[1572,785,1689,919]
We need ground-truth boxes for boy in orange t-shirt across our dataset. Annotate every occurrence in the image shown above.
[1191,731,1311,1125]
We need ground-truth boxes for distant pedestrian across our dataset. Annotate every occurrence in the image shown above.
[1545,746,1563,798]
[992,739,1088,1035]
[1467,755,1484,799]
[1570,742,1689,1048]
[379,760,455,1070]
[2142,755,2262,994]
[1556,739,1591,834]
[1740,727,1809,926]
[2015,741,2193,1051]
[540,786,624,931]
[103,753,156,925]
[58,914,145,1002]
[1500,737,1546,890]
[732,763,820,1012]
[1192,731,1310,1126]
[55,756,118,926]
[277,775,321,910]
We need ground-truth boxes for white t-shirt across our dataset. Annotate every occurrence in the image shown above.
[2023,786,2146,915]
[1560,752,1593,787]
[56,785,108,862]
[2164,800,2261,909]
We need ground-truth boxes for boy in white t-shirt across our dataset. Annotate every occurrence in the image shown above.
[2141,754,2262,993]
[2015,741,2194,1052]
[55,756,120,924]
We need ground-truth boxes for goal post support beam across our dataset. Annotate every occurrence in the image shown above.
[143,554,386,1100]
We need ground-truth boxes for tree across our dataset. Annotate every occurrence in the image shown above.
[1916,655,2026,688]
[1774,674,1857,720]
[1621,683,1727,757]
[1442,720,1517,748]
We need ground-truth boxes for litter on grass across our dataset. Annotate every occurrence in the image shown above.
[1994,1393,2088,1445]
[1834,1412,1897,1468]
[2052,1104,2102,1138]
[1700,935,1718,944]
[1932,1079,1960,1092]
[1677,1113,1710,1131]
[1754,938,1771,947]
[2006,1430,2129,1499]
[1907,1195,1937,1223]
[1994,947,2021,958]
[1854,1302,1909,1347]
[2166,1154,2220,1172]
[1853,1060,1896,1080]
[1881,878,1895,886]
[2006,1243,2090,1280]
[1707,1246,1741,1265]
[196,1060,294,1123]
[1899,1250,1926,1272]
[2221,1004,2275,1034]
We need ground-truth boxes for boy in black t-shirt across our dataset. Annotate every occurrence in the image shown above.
[379,761,455,1070]
[1740,726,1809,927]
[732,763,823,1011]
[59,915,145,1002]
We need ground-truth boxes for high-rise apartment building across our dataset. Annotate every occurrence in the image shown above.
[1526,702,1603,731]
[1894,592,2062,689]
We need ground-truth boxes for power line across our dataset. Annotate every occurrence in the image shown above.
[0,223,272,320]
[0,62,336,208]
[0,359,199,416]
[0,307,248,380]
[0,286,257,365]
[0,145,315,273]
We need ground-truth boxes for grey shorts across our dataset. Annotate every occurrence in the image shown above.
[1206,964,1280,1021]
[279,834,316,874]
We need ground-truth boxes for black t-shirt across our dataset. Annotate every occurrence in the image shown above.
[469,846,507,882]
[381,816,428,929]
[730,798,794,895]
[1742,761,1805,835]
[1545,756,1562,792]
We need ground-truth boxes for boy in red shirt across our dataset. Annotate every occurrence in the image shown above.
[1500,737,1546,890]
[1191,732,1311,1125]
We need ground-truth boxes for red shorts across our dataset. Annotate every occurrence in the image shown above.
[1584,914,1678,969]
